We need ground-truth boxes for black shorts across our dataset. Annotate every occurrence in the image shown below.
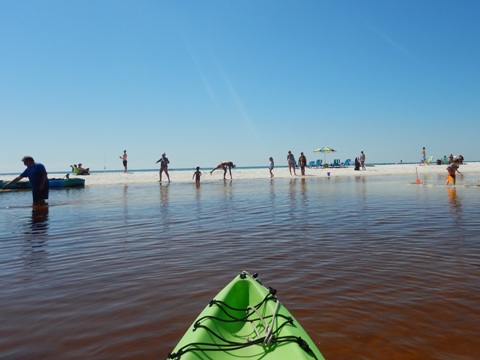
[32,188,49,203]
[123,160,127,167]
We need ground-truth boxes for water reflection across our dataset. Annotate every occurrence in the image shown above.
[1,177,480,359]
[300,178,307,198]
[288,178,297,213]
[23,205,49,270]
[269,178,275,201]
[30,205,49,234]
[355,176,367,211]
[159,183,170,232]
[447,187,462,214]
[159,182,170,205]
[122,185,129,217]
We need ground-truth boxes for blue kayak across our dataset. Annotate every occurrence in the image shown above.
[0,178,85,190]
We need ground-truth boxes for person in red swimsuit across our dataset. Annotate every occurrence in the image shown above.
[210,161,235,180]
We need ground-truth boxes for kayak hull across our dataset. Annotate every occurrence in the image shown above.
[169,272,325,360]
[0,178,85,189]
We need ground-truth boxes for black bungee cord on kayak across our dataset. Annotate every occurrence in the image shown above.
[167,288,319,360]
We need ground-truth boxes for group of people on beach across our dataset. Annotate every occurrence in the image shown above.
[421,147,465,185]
[2,147,468,206]
[119,150,236,183]
[286,151,307,176]
[189,161,236,184]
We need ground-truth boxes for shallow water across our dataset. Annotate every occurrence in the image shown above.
[1,174,479,359]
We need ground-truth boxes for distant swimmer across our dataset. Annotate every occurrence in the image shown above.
[210,161,235,180]
[156,153,171,182]
[119,150,127,173]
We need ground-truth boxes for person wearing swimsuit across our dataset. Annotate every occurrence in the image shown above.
[120,150,127,173]
[210,161,235,180]
[269,157,274,178]
[287,151,296,175]
[156,153,171,182]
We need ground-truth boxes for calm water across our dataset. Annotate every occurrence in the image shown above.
[1,174,479,359]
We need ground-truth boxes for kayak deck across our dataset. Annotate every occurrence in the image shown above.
[169,272,324,359]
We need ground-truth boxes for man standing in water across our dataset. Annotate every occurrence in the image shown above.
[119,150,127,173]
[156,153,171,182]
[2,156,49,205]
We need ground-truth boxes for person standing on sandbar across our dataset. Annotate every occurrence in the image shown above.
[156,153,171,182]
[287,151,297,175]
[360,151,366,170]
[120,150,127,173]
[298,152,307,176]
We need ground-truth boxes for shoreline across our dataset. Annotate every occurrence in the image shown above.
[11,162,477,186]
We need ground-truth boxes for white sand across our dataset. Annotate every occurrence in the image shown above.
[70,162,480,186]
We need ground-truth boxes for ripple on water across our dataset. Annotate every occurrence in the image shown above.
[0,176,479,359]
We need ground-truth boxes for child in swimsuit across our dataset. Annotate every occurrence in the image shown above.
[446,161,461,185]
[193,167,202,185]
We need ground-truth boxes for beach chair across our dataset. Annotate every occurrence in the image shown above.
[424,156,433,165]
[331,159,341,168]
[308,161,315,168]
[344,159,352,167]
[315,159,322,168]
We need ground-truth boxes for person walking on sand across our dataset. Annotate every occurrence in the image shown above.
[298,152,307,176]
[446,160,461,185]
[156,153,171,182]
[210,161,235,180]
[287,151,296,175]
[422,147,426,163]
[269,157,274,178]
[360,151,366,170]
[2,156,49,205]
[119,150,127,173]
[192,166,202,185]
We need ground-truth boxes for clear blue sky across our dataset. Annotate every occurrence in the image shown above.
[1,1,479,173]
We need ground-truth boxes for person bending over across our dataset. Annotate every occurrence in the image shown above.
[210,161,235,180]
[2,156,49,205]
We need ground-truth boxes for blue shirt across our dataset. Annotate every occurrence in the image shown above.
[20,163,49,191]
